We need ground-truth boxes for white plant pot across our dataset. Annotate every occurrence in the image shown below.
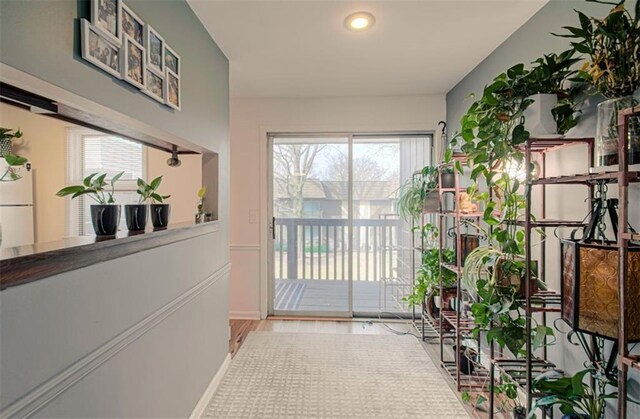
[524,93,558,138]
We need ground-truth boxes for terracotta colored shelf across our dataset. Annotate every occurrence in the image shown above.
[441,310,476,333]
[532,171,639,185]
[442,361,489,389]
[439,211,483,218]
[493,358,557,388]
[511,219,586,228]
[524,137,593,153]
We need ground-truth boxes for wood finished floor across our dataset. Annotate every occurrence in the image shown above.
[228,318,500,418]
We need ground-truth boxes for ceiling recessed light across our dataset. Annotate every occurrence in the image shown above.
[345,12,375,32]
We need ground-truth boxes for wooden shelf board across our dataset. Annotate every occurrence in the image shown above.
[511,219,586,228]
[439,211,483,218]
[523,137,593,153]
[441,263,461,275]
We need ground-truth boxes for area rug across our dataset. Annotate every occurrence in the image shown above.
[204,332,469,418]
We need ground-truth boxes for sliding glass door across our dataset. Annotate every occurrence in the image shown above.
[268,133,431,317]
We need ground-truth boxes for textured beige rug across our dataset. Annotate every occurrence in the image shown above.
[205,332,469,418]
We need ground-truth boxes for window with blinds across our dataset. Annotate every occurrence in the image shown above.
[66,128,145,236]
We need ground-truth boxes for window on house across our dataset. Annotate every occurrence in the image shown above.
[66,128,145,236]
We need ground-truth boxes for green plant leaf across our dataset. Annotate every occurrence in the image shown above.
[83,173,97,187]
[150,176,163,191]
[4,154,28,166]
[110,171,124,186]
[56,185,85,197]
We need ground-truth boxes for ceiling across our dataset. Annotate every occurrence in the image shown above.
[187,0,548,98]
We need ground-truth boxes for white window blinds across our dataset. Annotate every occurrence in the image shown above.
[66,128,145,236]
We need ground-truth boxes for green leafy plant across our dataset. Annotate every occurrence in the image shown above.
[0,154,29,181]
[136,176,170,204]
[403,224,456,307]
[396,166,439,221]
[531,369,618,419]
[56,172,124,204]
[0,127,23,144]
[197,186,207,213]
[556,0,640,99]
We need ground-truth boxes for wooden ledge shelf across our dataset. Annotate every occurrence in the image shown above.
[0,221,221,290]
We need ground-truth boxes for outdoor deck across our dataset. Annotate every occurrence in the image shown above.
[274,278,406,313]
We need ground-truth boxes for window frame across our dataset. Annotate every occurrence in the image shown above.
[65,127,147,236]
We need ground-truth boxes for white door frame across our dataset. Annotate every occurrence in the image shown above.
[258,126,435,319]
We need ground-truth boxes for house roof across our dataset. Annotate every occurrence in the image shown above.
[274,178,398,200]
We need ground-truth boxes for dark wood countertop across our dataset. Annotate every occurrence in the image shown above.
[0,221,221,290]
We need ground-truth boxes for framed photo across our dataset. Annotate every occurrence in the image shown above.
[164,44,180,76]
[91,0,121,44]
[81,19,122,79]
[121,3,144,45]
[123,34,146,89]
[145,24,164,73]
[144,68,164,103]
[165,69,180,110]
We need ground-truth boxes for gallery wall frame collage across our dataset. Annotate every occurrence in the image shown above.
[81,0,181,110]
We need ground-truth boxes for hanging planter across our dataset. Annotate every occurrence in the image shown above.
[561,239,640,341]
[523,93,559,138]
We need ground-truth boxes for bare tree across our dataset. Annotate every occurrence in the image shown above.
[273,143,326,217]
[323,145,398,182]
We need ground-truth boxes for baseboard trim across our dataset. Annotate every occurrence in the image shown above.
[2,263,231,418]
[229,310,261,320]
[230,244,260,251]
[189,353,232,419]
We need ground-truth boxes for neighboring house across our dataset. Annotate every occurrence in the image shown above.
[274,178,399,219]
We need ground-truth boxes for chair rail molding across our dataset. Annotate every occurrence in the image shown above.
[1,263,231,418]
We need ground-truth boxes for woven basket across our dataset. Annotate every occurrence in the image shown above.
[561,239,640,341]
[0,139,11,157]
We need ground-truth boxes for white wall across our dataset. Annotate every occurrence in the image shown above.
[229,95,446,318]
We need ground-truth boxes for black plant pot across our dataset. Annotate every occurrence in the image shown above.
[90,204,121,236]
[150,204,171,228]
[453,345,475,375]
[124,204,148,232]
[512,407,527,419]
[441,172,455,188]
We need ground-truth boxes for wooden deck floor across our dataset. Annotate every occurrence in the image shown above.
[274,278,409,313]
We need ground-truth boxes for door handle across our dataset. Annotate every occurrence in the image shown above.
[271,217,276,239]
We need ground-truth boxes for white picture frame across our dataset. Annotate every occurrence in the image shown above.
[144,67,165,103]
[91,0,122,45]
[80,19,122,79]
[122,34,146,90]
[121,3,144,46]
[164,43,180,76]
[145,24,165,74]
[164,68,181,111]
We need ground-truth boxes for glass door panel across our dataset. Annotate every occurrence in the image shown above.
[352,135,432,315]
[271,136,350,316]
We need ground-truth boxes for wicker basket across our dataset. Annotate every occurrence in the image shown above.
[561,239,640,341]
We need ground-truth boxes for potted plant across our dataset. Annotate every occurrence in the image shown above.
[195,185,206,223]
[148,179,171,229]
[396,165,440,219]
[0,128,23,158]
[440,166,455,188]
[532,368,618,419]
[557,0,640,166]
[56,172,124,236]
[0,153,29,182]
[124,176,163,232]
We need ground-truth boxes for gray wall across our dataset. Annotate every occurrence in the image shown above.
[0,0,230,416]
[446,1,639,417]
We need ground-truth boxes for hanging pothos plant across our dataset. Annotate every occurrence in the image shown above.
[448,51,582,357]
[396,165,439,221]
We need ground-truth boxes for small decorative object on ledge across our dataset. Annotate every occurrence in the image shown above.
[195,186,206,224]
[82,0,181,110]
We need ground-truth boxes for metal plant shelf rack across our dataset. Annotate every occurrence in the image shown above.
[485,136,596,418]
[436,155,484,392]
[616,106,640,418]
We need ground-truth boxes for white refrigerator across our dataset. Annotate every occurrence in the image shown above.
[0,165,35,248]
